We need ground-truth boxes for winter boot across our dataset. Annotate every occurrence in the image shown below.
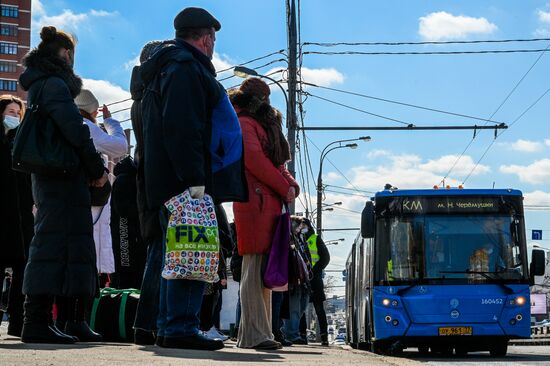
[64,297,102,342]
[21,295,75,344]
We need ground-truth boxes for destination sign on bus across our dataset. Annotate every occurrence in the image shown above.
[380,196,518,215]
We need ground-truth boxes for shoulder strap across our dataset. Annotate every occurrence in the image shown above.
[28,78,48,112]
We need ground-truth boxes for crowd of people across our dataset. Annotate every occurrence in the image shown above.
[0,6,331,351]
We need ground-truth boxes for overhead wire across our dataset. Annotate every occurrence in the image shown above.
[442,41,550,184]
[304,92,411,126]
[303,49,550,56]
[303,37,550,47]
[215,49,286,74]
[301,82,503,124]
[218,58,287,82]
[462,86,550,184]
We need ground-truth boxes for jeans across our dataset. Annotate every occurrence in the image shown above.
[133,233,163,332]
[156,208,206,338]
[272,291,284,338]
[283,286,309,341]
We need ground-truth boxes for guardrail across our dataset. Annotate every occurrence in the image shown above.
[531,325,550,337]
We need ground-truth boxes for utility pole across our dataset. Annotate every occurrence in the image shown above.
[286,0,298,214]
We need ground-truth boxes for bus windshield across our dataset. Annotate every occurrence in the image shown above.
[376,215,526,284]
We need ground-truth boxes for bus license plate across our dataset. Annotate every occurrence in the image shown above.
[438,326,473,336]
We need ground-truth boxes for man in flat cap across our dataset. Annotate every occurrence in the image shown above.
[138,7,247,350]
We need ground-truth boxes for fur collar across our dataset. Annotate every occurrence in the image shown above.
[22,49,82,98]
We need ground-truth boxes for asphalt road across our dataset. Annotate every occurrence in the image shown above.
[400,346,550,365]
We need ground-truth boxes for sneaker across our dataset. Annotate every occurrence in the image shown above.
[204,327,224,341]
[213,328,229,341]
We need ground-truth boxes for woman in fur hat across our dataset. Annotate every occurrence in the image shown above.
[18,26,107,344]
[231,78,300,350]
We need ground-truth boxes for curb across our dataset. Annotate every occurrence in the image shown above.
[510,339,550,346]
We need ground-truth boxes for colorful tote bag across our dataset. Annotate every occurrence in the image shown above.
[162,190,220,283]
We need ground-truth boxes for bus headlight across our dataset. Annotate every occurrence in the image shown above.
[515,296,526,306]
[382,298,391,306]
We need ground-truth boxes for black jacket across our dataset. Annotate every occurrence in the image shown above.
[129,66,161,243]
[110,157,146,289]
[0,128,33,267]
[18,50,104,297]
[140,39,247,209]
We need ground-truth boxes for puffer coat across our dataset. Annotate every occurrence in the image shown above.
[19,50,105,297]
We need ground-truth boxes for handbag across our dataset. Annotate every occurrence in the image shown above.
[162,190,220,283]
[90,179,112,206]
[89,287,140,342]
[12,79,80,178]
[263,204,290,290]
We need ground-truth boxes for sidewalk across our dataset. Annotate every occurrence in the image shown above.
[0,325,422,366]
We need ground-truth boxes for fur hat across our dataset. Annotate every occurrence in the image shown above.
[74,89,99,114]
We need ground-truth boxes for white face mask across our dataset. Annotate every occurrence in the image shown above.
[3,115,19,131]
[301,227,309,235]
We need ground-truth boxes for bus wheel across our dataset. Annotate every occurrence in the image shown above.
[418,345,429,356]
[489,342,508,357]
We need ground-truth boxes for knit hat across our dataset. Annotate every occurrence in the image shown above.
[74,89,99,114]
[239,77,270,101]
[174,7,221,32]
[140,40,163,63]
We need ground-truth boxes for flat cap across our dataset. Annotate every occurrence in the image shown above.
[174,7,221,32]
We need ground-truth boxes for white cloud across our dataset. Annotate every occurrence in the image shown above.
[367,149,391,159]
[510,139,544,153]
[419,154,490,176]
[500,158,550,184]
[418,11,497,41]
[82,79,132,122]
[545,139,550,147]
[538,10,550,24]
[32,0,46,17]
[33,2,117,35]
[124,55,140,71]
[524,191,550,206]
[300,67,344,87]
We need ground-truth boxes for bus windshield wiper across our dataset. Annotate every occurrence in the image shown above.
[439,270,514,294]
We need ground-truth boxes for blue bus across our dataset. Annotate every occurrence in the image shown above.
[345,187,546,357]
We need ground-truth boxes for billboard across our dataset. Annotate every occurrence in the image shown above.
[531,293,547,315]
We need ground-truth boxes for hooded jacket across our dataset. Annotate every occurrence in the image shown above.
[139,39,247,209]
[18,50,104,297]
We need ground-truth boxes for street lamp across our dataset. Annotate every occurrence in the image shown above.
[316,137,372,236]
[233,66,289,115]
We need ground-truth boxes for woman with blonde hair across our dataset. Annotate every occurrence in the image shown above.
[0,94,32,338]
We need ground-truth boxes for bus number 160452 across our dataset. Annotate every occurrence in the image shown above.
[481,298,504,305]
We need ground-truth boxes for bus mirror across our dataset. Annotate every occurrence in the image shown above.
[531,249,546,277]
[361,201,375,239]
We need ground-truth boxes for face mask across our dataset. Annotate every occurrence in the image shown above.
[3,115,19,131]
[301,227,309,235]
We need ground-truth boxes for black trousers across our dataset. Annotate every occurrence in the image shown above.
[299,300,329,336]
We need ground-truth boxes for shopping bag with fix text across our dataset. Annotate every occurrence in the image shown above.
[162,190,220,283]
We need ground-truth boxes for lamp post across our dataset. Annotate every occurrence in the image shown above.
[233,66,289,112]
[316,136,371,236]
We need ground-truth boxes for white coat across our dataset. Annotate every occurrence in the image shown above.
[85,117,128,274]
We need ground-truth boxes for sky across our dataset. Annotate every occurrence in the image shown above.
[30,0,550,295]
